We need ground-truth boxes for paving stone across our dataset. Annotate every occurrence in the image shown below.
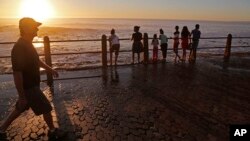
[92,115,97,120]
[26,119,33,124]
[90,135,98,141]
[38,118,44,123]
[127,134,135,141]
[86,117,93,123]
[21,130,30,139]
[67,110,74,115]
[73,118,81,125]
[78,106,84,111]
[82,134,90,141]
[51,112,57,117]
[52,116,58,122]
[123,127,130,135]
[80,115,85,121]
[146,130,153,138]
[82,126,89,135]
[93,119,99,126]
[74,109,79,115]
[114,135,121,141]
[37,128,45,136]
[98,115,104,120]
[32,120,39,126]
[80,120,87,127]
[23,137,30,141]
[95,126,102,132]
[96,131,104,140]
[30,133,38,139]
[86,122,95,130]
[38,123,45,129]
[31,126,39,133]
[78,111,84,116]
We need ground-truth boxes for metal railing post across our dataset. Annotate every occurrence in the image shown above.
[43,36,53,86]
[224,34,232,62]
[143,33,149,63]
[102,35,107,68]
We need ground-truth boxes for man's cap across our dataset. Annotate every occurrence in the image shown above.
[19,17,42,29]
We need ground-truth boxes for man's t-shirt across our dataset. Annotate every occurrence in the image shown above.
[159,34,168,45]
[191,29,201,41]
[11,38,40,90]
[132,32,142,42]
[109,34,120,46]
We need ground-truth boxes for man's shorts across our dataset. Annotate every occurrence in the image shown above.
[15,87,52,115]
[110,44,120,55]
[192,40,199,49]
[160,43,168,51]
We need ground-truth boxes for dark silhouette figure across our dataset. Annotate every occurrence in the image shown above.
[173,26,181,63]
[131,26,143,64]
[181,26,191,62]
[159,29,168,62]
[151,34,159,62]
[189,24,201,63]
[0,17,66,140]
[108,29,120,66]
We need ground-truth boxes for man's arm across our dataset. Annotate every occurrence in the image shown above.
[39,60,59,78]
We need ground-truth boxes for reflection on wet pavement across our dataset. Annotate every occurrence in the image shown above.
[0,58,250,141]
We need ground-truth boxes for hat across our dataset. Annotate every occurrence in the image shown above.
[19,17,42,29]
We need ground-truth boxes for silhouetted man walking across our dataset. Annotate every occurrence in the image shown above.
[0,17,65,140]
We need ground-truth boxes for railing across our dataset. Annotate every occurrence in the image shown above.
[1,33,250,86]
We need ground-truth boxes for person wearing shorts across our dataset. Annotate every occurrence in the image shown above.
[159,29,168,62]
[131,26,143,64]
[109,29,120,66]
[0,18,65,140]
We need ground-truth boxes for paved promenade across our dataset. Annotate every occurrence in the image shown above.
[0,57,250,141]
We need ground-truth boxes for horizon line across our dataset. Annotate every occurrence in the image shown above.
[1,17,250,23]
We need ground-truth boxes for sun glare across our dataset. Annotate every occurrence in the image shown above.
[19,0,55,22]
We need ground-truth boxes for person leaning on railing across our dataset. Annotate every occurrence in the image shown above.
[189,24,201,63]
[181,26,191,62]
[159,28,168,62]
[108,29,120,66]
[131,26,143,64]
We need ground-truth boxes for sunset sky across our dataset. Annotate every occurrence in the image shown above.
[0,0,250,21]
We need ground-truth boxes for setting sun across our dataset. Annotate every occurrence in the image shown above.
[19,0,55,21]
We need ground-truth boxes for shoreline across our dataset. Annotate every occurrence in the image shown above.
[1,52,250,74]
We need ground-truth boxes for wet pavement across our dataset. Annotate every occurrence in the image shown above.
[0,57,250,141]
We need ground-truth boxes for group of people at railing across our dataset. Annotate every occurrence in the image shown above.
[108,24,201,66]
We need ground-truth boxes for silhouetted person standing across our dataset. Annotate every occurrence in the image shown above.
[173,26,181,63]
[131,26,143,64]
[189,24,201,63]
[159,29,168,62]
[181,26,191,62]
[151,34,159,62]
[0,18,65,140]
[109,29,120,66]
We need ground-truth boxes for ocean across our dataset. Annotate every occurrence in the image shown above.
[0,18,250,73]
